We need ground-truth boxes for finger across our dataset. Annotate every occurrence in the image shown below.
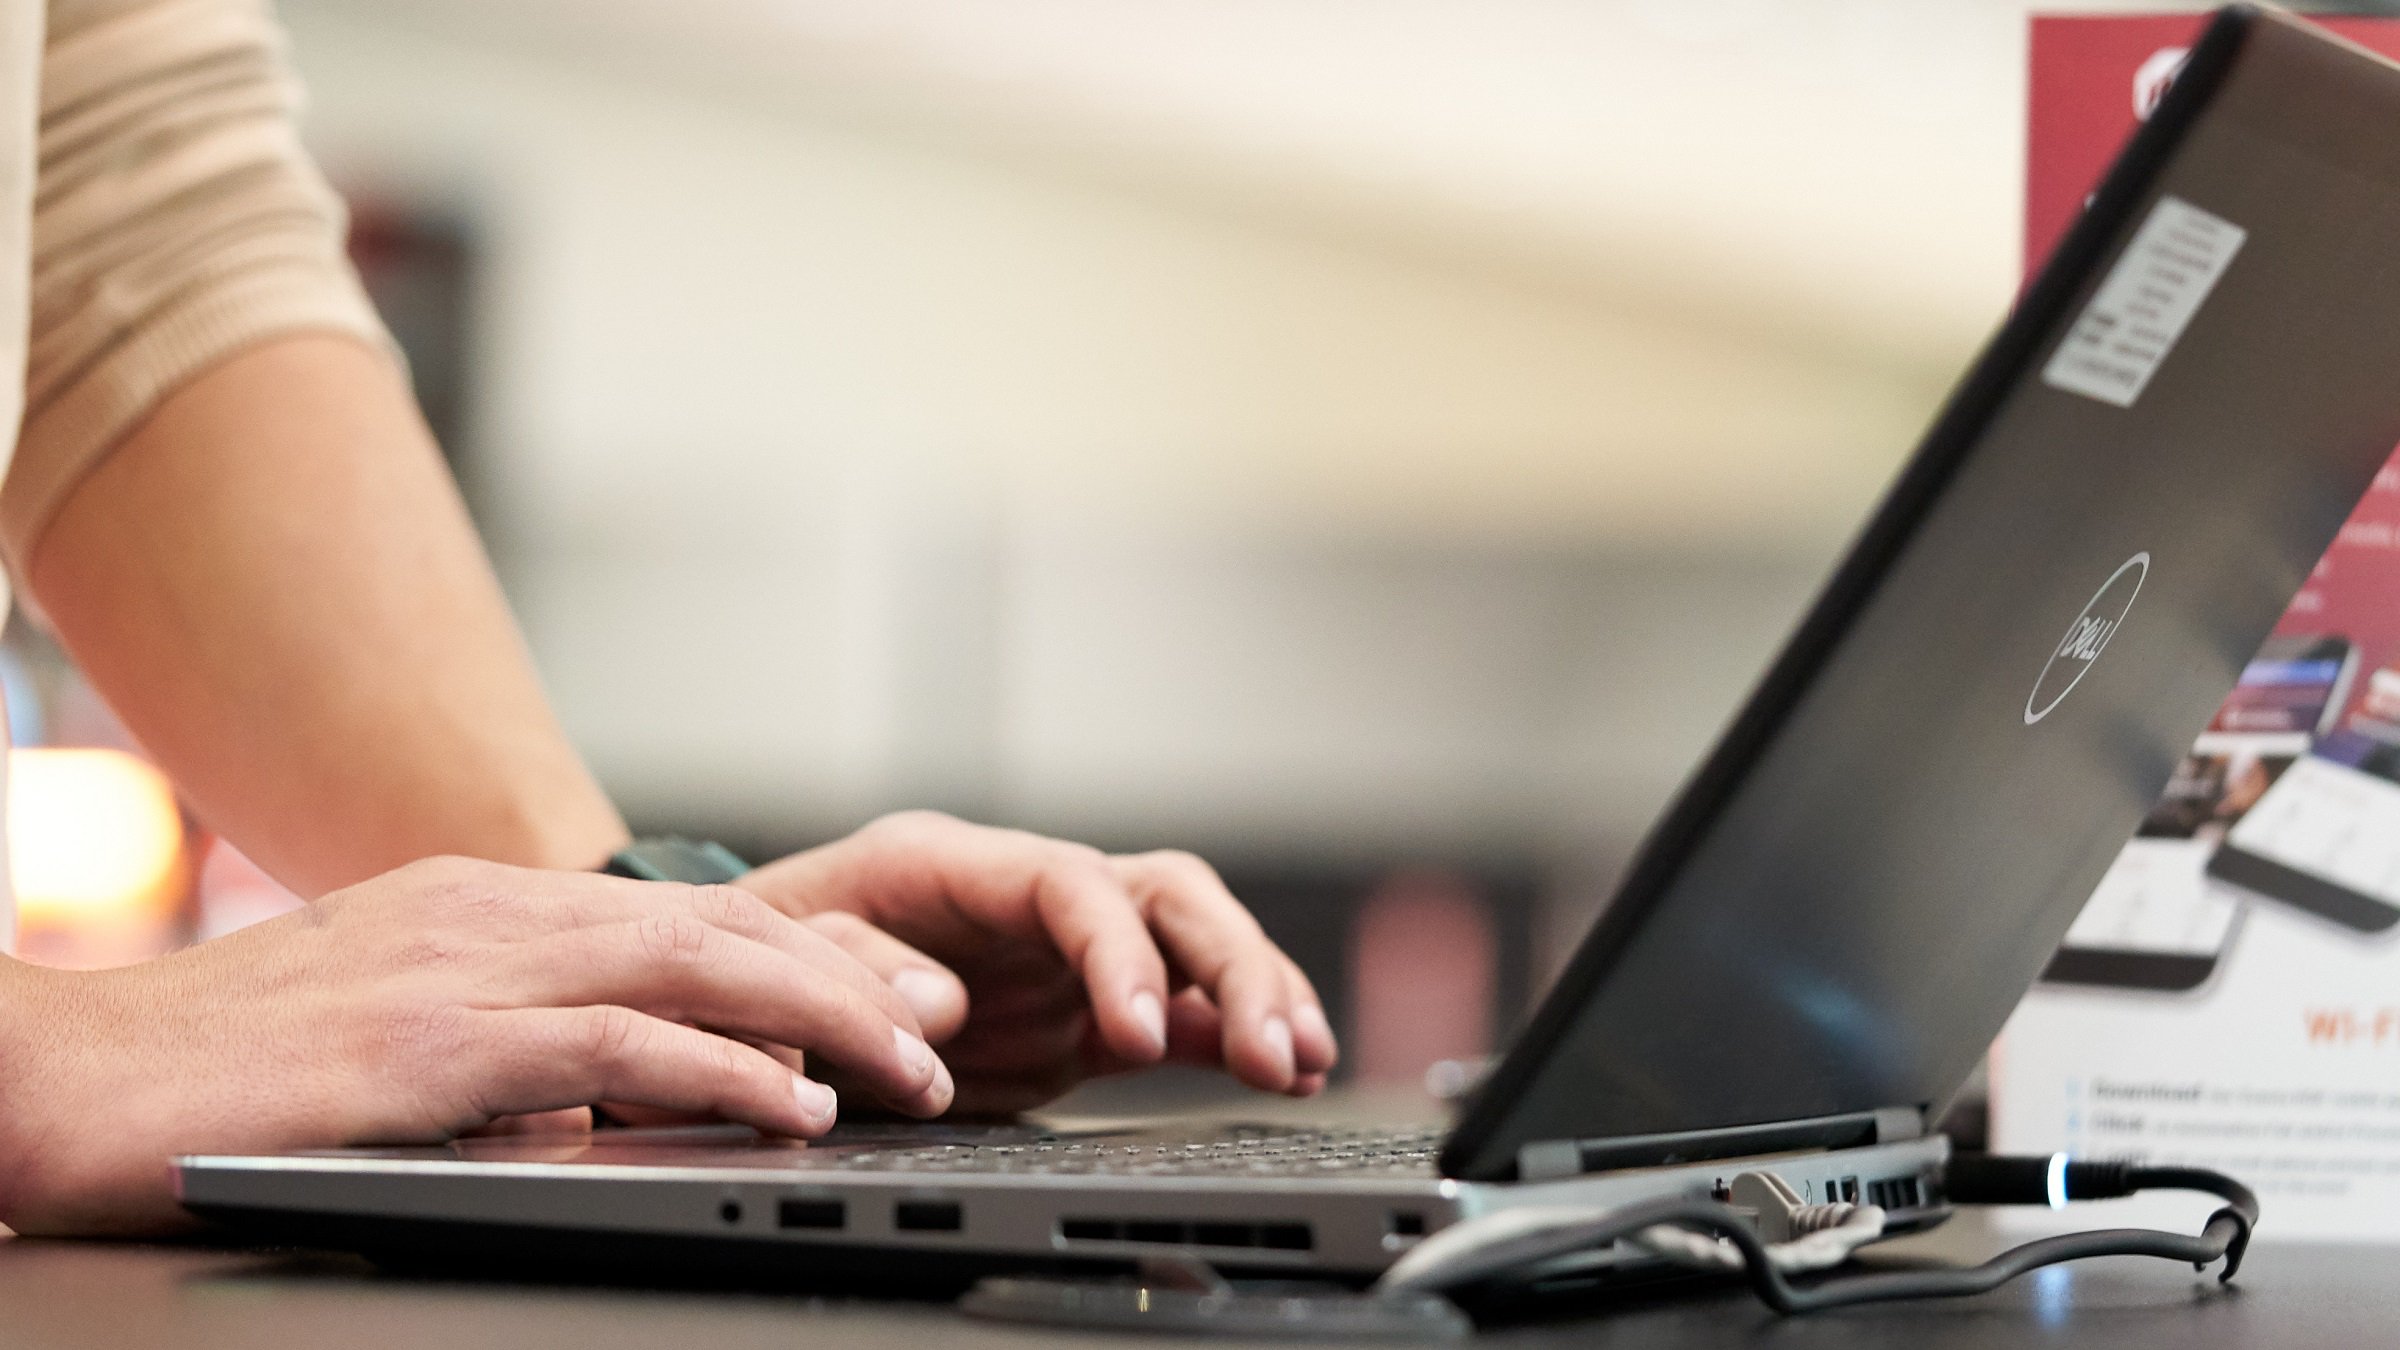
[660,884,953,1059]
[1084,986,1229,1077]
[800,912,970,1044]
[674,885,937,1042]
[507,915,952,1116]
[478,1006,842,1137]
[861,817,1172,1064]
[1211,943,1296,1090]
[440,869,930,1047]
[1027,859,1174,1065]
[601,1043,808,1130]
[1115,851,1302,1090]
[1282,960,1339,1075]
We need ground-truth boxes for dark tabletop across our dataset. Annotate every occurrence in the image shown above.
[2,1230,2390,1350]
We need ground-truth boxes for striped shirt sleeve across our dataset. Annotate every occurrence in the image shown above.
[1,0,391,582]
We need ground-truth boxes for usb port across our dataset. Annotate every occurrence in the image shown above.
[1836,1177,1860,1204]
[777,1198,845,1230]
[895,1200,963,1233]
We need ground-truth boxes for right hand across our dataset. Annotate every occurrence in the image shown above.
[0,857,953,1236]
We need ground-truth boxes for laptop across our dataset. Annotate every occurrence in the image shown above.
[178,5,2400,1282]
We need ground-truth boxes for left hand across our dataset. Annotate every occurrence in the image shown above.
[738,812,1339,1115]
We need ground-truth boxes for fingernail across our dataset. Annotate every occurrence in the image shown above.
[922,1058,955,1115]
[1293,1003,1337,1062]
[1262,1015,1295,1084]
[892,969,956,1026]
[894,1026,935,1081]
[793,1076,838,1128]
[1130,990,1167,1054]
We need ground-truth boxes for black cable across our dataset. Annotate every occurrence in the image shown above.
[1424,1157,2258,1316]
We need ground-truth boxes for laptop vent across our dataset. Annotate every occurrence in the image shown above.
[1058,1218,1312,1251]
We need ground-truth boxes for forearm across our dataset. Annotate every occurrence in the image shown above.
[25,334,627,896]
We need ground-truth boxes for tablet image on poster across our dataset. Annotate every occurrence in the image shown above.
[2045,636,2351,990]
[2204,460,2400,936]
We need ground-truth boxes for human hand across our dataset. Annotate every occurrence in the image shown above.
[736,812,1339,1115]
[0,857,952,1235]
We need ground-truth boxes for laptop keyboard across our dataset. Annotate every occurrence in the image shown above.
[818,1124,1448,1178]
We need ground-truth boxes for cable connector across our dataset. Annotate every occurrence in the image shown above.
[1382,1169,1892,1294]
[1378,1155,2261,1314]
[1725,1171,1871,1241]
[1941,1155,2257,1281]
[1945,1153,2135,1208]
[1633,1171,1887,1275]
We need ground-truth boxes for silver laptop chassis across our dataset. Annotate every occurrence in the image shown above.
[178,1128,1949,1277]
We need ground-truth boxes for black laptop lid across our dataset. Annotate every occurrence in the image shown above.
[1445,8,2400,1180]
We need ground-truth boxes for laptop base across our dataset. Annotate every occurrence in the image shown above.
[179,1123,1950,1280]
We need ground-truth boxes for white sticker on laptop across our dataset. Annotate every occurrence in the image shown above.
[2042,196,2245,408]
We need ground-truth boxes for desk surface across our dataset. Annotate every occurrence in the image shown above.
[2,1231,2388,1350]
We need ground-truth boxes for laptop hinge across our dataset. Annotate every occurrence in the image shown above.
[1515,1106,1928,1182]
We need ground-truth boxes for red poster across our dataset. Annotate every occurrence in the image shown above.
[1997,14,2400,1241]
[2026,17,2400,273]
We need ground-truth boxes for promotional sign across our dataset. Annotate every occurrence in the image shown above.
[1993,14,2400,1239]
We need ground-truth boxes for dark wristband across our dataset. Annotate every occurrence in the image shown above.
[600,836,751,885]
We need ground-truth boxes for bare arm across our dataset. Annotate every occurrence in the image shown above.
[25,334,628,895]
[0,1,1327,1235]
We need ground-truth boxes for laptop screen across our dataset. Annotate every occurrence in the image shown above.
[1447,10,2400,1179]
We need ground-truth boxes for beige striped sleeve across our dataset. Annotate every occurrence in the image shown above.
[0,0,391,581]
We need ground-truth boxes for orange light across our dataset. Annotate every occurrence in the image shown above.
[9,748,187,929]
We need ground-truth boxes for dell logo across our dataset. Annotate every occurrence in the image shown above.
[2026,552,2149,726]
[2057,615,2117,662]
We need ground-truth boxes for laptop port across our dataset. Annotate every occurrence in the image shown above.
[718,1200,744,1226]
[1260,1223,1313,1251]
[1387,1211,1428,1238]
[1055,1216,1309,1250]
[777,1199,845,1231]
[1836,1176,1860,1204]
[895,1201,962,1233]
[1867,1177,1921,1210]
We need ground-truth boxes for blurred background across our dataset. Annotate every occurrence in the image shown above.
[1,0,2280,1104]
